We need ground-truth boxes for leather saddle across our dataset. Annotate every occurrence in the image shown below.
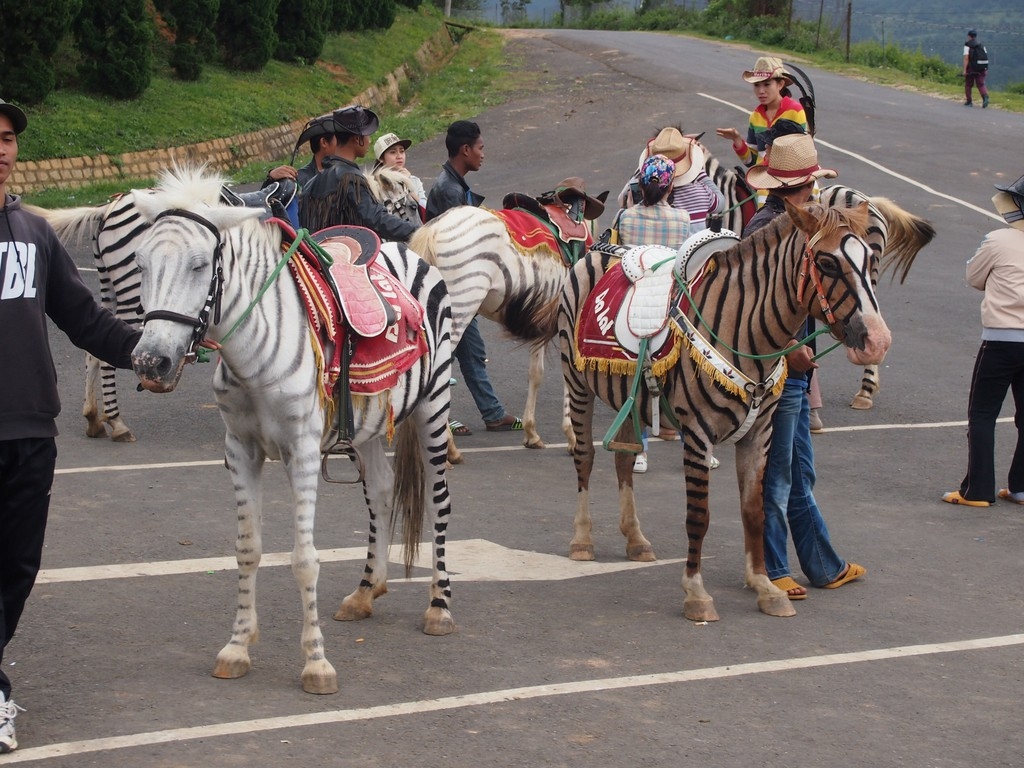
[501,189,607,265]
[220,180,297,222]
[309,226,395,338]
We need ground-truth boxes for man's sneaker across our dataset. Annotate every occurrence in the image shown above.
[983,95,990,108]
[0,693,23,753]
[965,101,973,107]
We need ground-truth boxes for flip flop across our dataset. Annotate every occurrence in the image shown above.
[485,415,523,432]
[941,490,990,507]
[770,576,808,600]
[449,419,472,437]
[998,488,1024,505]
[822,562,866,589]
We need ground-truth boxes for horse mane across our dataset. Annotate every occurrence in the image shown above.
[151,162,227,210]
[25,200,112,246]
[801,201,870,241]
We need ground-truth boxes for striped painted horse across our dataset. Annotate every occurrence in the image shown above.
[517,199,890,621]
[700,158,935,409]
[32,192,152,441]
[129,166,455,693]
[410,205,577,455]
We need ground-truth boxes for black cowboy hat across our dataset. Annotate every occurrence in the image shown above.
[332,105,380,137]
[552,177,606,220]
[994,173,1024,202]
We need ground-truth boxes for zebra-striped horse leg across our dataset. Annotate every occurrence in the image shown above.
[561,383,575,455]
[336,438,392,622]
[414,408,456,636]
[522,345,546,449]
[568,378,598,561]
[851,364,879,409]
[678,433,721,622]
[213,435,266,683]
[613,430,656,561]
[100,359,135,441]
[83,353,107,438]
[446,426,464,465]
[735,439,795,618]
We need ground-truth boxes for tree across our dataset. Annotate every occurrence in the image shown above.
[276,0,329,62]
[0,0,82,104]
[217,0,280,71]
[159,0,220,80]
[74,0,154,99]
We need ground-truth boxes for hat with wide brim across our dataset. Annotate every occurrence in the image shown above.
[373,132,412,161]
[742,56,794,86]
[0,99,28,134]
[745,133,836,190]
[554,177,606,219]
[640,128,706,186]
[332,105,380,137]
[295,113,338,148]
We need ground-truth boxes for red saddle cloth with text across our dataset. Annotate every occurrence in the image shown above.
[574,262,680,376]
[277,221,428,397]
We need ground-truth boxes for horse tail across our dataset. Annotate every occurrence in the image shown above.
[25,200,113,247]
[392,417,425,578]
[408,223,439,267]
[871,197,936,284]
[502,290,561,347]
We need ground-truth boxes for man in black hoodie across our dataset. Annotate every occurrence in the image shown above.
[0,99,141,753]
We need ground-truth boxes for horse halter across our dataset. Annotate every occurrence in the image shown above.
[142,209,225,359]
[796,230,838,328]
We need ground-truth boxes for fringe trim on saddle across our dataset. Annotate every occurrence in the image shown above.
[679,331,786,402]
[351,391,396,445]
[573,332,683,378]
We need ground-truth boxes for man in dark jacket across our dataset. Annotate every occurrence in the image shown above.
[0,100,142,753]
[299,105,418,242]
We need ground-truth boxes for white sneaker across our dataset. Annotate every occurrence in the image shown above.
[709,455,721,470]
[0,693,23,753]
[633,453,648,473]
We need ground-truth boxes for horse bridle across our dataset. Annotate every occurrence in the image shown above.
[796,230,839,329]
[142,209,225,359]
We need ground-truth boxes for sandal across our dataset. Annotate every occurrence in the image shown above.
[822,562,866,589]
[998,488,1024,505]
[449,419,472,437]
[941,490,990,508]
[485,415,523,432]
[770,576,807,600]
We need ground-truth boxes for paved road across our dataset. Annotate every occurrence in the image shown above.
[6,30,1023,767]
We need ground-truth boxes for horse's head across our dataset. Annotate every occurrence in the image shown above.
[785,199,891,366]
[130,172,263,392]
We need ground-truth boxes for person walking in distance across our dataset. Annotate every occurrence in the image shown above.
[963,29,990,108]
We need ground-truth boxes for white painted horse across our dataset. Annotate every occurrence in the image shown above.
[129,166,455,694]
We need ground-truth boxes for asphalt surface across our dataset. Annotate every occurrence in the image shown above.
[4,29,1023,768]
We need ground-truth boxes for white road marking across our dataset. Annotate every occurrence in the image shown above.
[35,538,684,585]
[698,91,1003,222]
[6,633,1022,763]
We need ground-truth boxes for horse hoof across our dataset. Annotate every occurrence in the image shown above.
[569,545,595,561]
[683,598,720,622]
[523,437,546,449]
[626,545,656,562]
[85,422,106,438]
[422,607,456,636]
[302,663,339,695]
[758,594,797,617]
[212,656,251,680]
[850,394,874,410]
[111,429,137,443]
[447,452,464,466]
[335,591,374,621]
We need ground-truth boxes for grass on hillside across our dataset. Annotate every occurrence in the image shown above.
[24,7,515,207]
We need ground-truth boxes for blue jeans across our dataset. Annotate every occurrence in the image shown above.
[455,317,505,424]
[763,379,845,587]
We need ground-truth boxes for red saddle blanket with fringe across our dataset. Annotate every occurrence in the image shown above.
[574,262,681,377]
[493,208,594,260]
[277,221,427,397]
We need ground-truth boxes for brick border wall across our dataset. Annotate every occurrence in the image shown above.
[10,28,454,195]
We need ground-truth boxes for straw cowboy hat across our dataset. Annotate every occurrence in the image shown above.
[993,173,1024,232]
[745,133,836,190]
[742,56,794,86]
[373,132,412,162]
[639,127,706,186]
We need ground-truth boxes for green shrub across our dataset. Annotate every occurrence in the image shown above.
[217,0,279,71]
[0,0,81,104]
[73,0,154,98]
[276,0,329,62]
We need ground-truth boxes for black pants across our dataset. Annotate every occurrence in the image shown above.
[960,341,1024,502]
[0,437,56,701]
